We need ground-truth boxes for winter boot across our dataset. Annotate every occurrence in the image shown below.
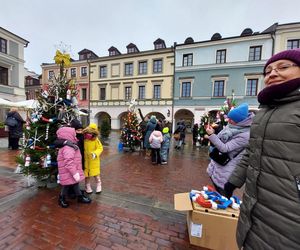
[58,195,69,208]
[77,195,92,204]
[95,176,102,194]
[85,178,93,194]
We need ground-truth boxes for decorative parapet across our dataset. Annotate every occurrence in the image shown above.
[90,98,173,107]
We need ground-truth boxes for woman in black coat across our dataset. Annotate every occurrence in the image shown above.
[6,108,25,150]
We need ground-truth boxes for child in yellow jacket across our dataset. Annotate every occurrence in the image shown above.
[83,123,103,194]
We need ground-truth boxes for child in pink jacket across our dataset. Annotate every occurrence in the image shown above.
[56,127,91,208]
[149,130,163,164]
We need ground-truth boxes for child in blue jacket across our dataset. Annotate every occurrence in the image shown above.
[160,127,171,164]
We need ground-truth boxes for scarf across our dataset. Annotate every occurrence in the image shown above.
[258,77,300,105]
[218,124,249,143]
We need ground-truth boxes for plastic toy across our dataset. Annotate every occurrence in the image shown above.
[190,186,241,211]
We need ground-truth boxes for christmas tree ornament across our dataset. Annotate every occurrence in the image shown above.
[45,124,49,140]
[26,120,31,130]
[41,90,49,99]
[54,50,71,67]
[66,89,71,100]
[58,108,65,120]
[24,155,31,167]
[43,153,51,167]
[63,99,72,106]
[31,112,40,123]
[27,138,34,148]
[71,96,78,106]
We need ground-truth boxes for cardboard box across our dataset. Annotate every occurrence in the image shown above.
[174,193,239,250]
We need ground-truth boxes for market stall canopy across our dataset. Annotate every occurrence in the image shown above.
[0,98,88,116]
[0,97,16,108]
[0,98,38,109]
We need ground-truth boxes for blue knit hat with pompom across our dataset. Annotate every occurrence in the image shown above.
[227,103,249,123]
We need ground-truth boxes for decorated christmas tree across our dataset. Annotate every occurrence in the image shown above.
[217,90,237,127]
[120,100,142,151]
[198,90,237,146]
[198,113,211,146]
[16,49,80,185]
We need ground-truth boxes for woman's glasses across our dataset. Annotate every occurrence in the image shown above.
[264,64,298,76]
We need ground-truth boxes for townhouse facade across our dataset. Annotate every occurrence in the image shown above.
[89,39,174,130]
[173,22,300,128]
[24,68,41,100]
[0,27,29,120]
[273,22,300,52]
[41,49,97,125]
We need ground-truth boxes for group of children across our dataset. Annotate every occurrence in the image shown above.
[149,125,171,165]
[55,120,103,208]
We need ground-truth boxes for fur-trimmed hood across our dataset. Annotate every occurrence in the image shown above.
[83,125,99,137]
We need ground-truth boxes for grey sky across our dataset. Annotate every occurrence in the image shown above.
[1,0,300,74]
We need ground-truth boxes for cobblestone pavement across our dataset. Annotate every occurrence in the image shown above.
[0,132,241,249]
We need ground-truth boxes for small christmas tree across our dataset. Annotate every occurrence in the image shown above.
[120,100,142,151]
[218,89,237,127]
[16,49,80,186]
[100,119,111,139]
[198,113,211,146]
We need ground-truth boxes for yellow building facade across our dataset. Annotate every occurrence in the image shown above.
[89,40,174,130]
[274,22,300,52]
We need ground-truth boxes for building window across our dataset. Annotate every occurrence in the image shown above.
[81,88,87,100]
[287,39,300,50]
[216,49,226,64]
[213,80,225,97]
[125,86,132,100]
[48,70,54,80]
[249,46,262,61]
[181,82,191,97]
[81,67,87,77]
[128,47,135,53]
[183,54,193,66]
[153,59,162,73]
[138,61,147,74]
[99,66,107,78]
[124,63,133,76]
[99,87,106,100]
[155,43,164,50]
[153,85,161,99]
[138,86,145,99]
[70,68,76,78]
[0,66,8,85]
[246,79,258,96]
[0,38,7,53]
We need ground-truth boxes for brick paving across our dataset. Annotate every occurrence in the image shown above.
[0,133,241,249]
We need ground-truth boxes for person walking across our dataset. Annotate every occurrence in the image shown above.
[224,49,300,249]
[56,127,91,208]
[174,121,186,149]
[5,108,25,150]
[192,123,199,145]
[205,103,254,196]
